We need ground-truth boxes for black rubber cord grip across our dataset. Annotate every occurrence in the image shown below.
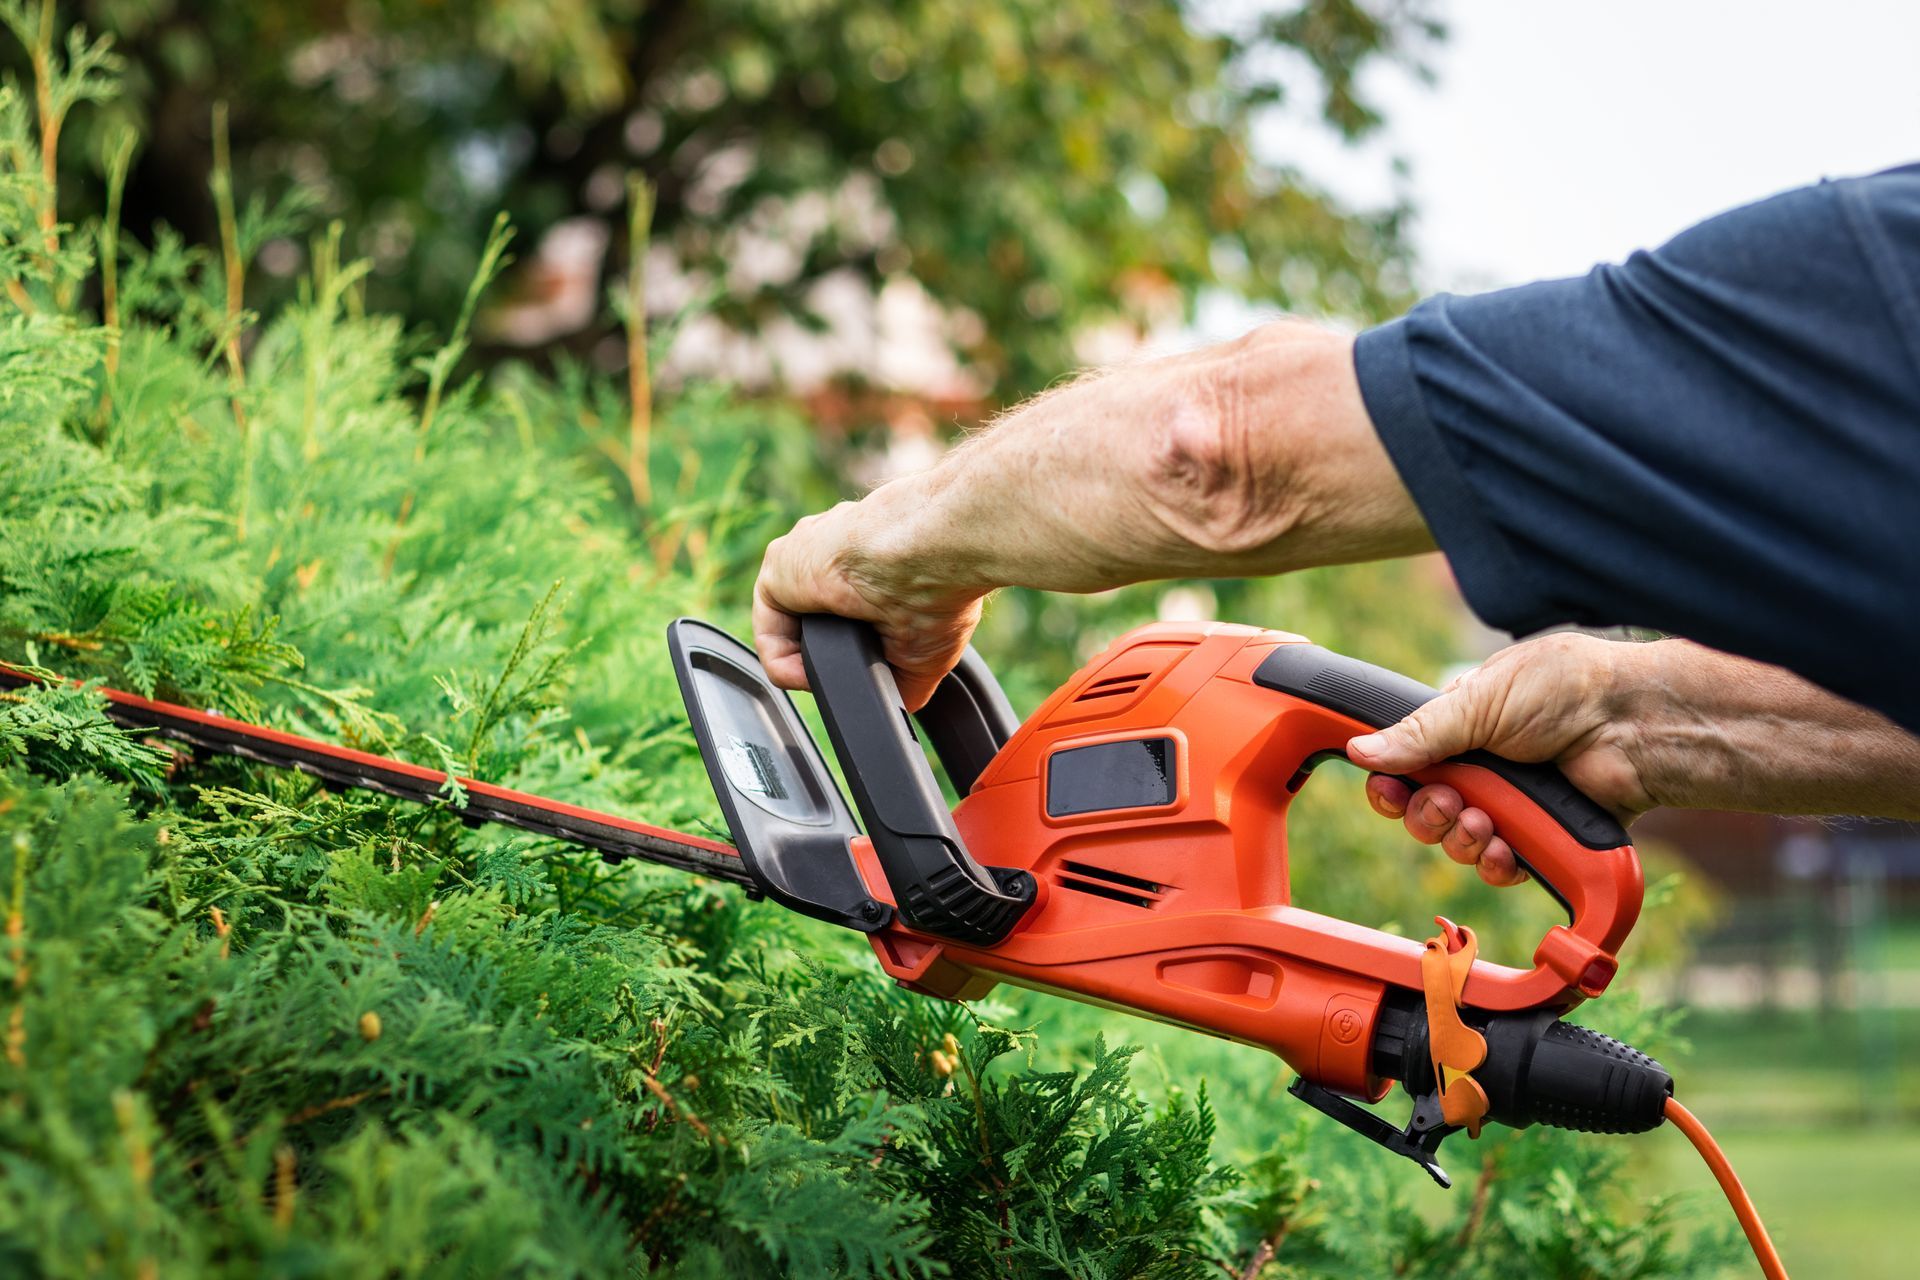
[1481,1013,1674,1135]
[1371,1001,1673,1136]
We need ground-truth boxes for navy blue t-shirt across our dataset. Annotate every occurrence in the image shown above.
[1355,164,1920,735]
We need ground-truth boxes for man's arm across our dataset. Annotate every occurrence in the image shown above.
[1350,634,1920,885]
[754,320,1431,707]
[754,165,1920,838]
[763,166,1920,734]
[1352,165,1920,738]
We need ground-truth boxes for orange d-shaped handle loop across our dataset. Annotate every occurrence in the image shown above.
[1402,755,1641,999]
[1253,643,1644,1006]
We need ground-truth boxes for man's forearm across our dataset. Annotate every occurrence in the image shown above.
[1627,639,1920,819]
[754,319,1428,703]
[841,322,1431,605]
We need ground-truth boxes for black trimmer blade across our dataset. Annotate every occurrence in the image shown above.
[666,619,890,932]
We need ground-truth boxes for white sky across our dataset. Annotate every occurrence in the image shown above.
[1253,0,1920,295]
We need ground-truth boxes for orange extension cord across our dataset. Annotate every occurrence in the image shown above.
[1665,1097,1790,1280]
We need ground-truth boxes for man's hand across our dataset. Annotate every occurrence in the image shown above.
[1347,634,1920,886]
[753,320,1432,707]
[1347,634,1649,886]
[752,500,987,712]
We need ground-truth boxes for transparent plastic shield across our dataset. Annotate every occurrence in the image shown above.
[667,619,887,932]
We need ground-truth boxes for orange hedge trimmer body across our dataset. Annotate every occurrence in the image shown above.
[670,617,1670,1185]
[867,622,1639,1051]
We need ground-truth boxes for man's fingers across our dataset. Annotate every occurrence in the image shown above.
[1350,637,1634,889]
[754,501,990,708]
[1476,836,1529,887]
[892,665,947,714]
[1347,673,1490,774]
[753,522,836,692]
[1365,774,1412,818]
[1371,779,1534,888]
[1400,783,1461,846]
[1442,804,1494,867]
[881,599,985,712]
[752,585,808,691]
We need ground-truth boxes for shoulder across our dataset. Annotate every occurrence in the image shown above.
[1646,163,1920,268]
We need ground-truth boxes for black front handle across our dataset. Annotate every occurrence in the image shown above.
[799,615,1034,946]
[917,646,1021,795]
[1252,644,1629,853]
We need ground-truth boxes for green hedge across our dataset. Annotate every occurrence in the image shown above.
[0,8,1733,1277]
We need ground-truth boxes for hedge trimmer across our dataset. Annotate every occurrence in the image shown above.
[3,616,1789,1277]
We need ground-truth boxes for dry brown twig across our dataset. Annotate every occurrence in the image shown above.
[625,176,654,507]
[1451,1151,1499,1252]
[5,825,28,1070]
[204,103,257,540]
[273,1145,298,1231]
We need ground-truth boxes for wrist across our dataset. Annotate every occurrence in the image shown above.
[857,356,1204,597]
[1612,637,1767,811]
[1596,639,1678,806]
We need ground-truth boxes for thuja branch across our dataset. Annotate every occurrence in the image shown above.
[1,0,123,311]
[953,1042,1012,1250]
[386,213,513,569]
[415,211,513,452]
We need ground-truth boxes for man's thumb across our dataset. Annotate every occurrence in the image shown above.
[1346,683,1482,773]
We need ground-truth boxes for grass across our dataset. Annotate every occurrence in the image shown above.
[1874,916,1920,972]
[1675,1006,1920,1127]
[1639,1125,1920,1280]
[1660,1004,1920,1279]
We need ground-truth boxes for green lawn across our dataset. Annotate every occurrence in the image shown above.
[1636,1125,1920,1280]
[1675,1006,1920,1126]
[1876,917,1920,972]
[1659,1006,1920,1278]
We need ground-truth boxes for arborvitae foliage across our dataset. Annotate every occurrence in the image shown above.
[0,8,1735,1278]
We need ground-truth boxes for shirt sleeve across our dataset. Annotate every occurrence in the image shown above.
[1354,164,1920,735]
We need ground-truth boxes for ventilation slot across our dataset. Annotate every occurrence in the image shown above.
[1061,861,1163,893]
[1074,672,1150,702]
[1056,860,1165,909]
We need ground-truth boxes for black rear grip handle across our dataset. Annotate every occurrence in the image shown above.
[798,615,1034,946]
[1252,644,1630,852]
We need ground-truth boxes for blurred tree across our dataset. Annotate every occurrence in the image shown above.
[43,0,1438,398]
